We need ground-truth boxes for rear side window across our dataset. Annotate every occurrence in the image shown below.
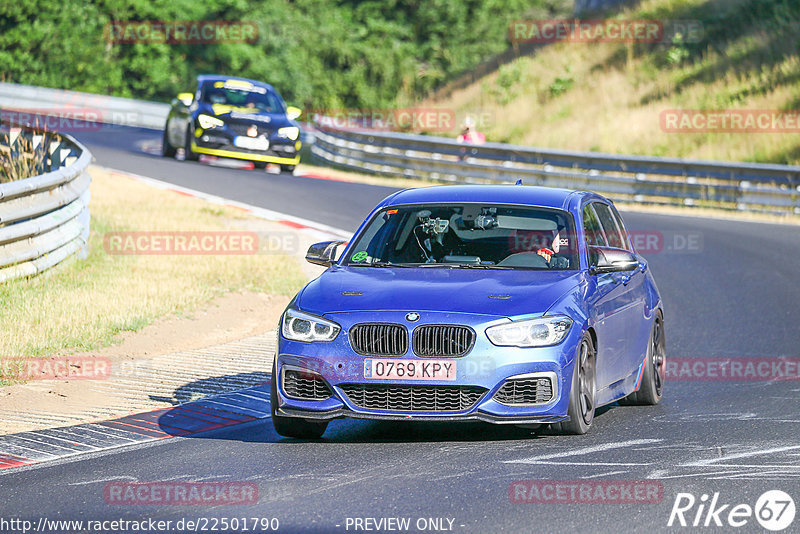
[592,203,625,249]
[582,204,607,247]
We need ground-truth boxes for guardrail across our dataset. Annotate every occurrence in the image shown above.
[0,82,169,130]
[0,128,92,282]
[2,82,797,216]
[311,126,800,215]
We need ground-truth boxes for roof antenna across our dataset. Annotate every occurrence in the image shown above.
[515,179,523,185]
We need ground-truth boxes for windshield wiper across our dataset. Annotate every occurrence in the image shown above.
[351,262,415,268]
[415,263,515,270]
[450,264,515,270]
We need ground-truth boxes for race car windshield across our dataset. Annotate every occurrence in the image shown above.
[345,204,579,270]
[200,83,285,113]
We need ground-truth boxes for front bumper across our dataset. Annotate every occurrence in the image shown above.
[274,311,582,424]
[191,127,301,165]
[276,406,567,424]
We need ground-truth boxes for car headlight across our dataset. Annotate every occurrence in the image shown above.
[282,308,340,342]
[277,126,300,140]
[486,315,573,347]
[197,114,224,129]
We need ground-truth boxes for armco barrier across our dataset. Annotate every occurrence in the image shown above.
[0,127,92,282]
[0,82,169,130]
[310,126,800,215]
[2,82,797,216]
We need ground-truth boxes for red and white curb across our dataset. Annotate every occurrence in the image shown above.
[101,165,352,242]
[0,385,272,472]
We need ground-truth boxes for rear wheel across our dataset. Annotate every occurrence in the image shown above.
[184,125,198,161]
[270,359,328,439]
[280,164,296,173]
[551,333,596,435]
[621,313,665,406]
[161,125,176,157]
[253,161,268,169]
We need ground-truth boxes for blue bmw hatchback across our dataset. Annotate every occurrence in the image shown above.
[271,185,666,438]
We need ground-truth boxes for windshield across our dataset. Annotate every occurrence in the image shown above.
[345,203,578,270]
[200,81,285,113]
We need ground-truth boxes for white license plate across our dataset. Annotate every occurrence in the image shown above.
[233,136,269,150]
[364,359,456,381]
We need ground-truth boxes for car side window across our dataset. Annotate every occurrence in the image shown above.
[608,204,632,251]
[582,204,607,247]
[592,202,625,249]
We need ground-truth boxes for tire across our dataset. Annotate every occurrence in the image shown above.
[280,164,296,173]
[621,313,665,406]
[551,333,596,435]
[184,124,198,161]
[161,125,176,157]
[253,161,268,169]
[270,359,328,439]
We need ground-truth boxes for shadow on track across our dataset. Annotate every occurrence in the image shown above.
[152,372,617,444]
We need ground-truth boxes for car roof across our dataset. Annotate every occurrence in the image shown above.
[196,74,275,92]
[380,184,604,211]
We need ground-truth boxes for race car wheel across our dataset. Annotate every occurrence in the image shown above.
[620,312,665,406]
[253,161,268,169]
[551,333,596,435]
[270,359,328,439]
[184,125,198,161]
[161,125,176,157]
[280,164,296,173]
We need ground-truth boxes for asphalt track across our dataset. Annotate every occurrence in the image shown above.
[1,126,799,533]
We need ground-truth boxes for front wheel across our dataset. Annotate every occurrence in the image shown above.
[280,164,296,173]
[184,125,198,161]
[161,125,176,157]
[270,359,328,439]
[621,313,665,406]
[551,333,596,435]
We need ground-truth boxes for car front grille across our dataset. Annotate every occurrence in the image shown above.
[282,369,333,400]
[349,323,408,356]
[492,377,554,405]
[340,384,486,412]
[227,122,268,137]
[412,325,475,357]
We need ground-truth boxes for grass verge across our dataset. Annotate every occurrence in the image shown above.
[426,0,800,165]
[0,166,307,359]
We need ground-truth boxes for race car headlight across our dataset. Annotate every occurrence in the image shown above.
[282,308,340,342]
[277,126,300,140]
[197,114,224,129]
[486,315,573,347]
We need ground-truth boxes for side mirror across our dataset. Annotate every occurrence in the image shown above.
[588,246,639,275]
[176,92,194,107]
[306,240,346,267]
[286,106,302,120]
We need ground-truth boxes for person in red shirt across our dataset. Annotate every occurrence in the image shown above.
[457,116,486,145]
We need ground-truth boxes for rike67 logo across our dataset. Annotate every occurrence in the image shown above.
[668,490,796,531]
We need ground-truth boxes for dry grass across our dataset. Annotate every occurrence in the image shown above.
[0,166,307,358]
[424,0,800,165]
[0,129,50,183]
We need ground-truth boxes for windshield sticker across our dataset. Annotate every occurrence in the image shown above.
[351,251,368,262]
